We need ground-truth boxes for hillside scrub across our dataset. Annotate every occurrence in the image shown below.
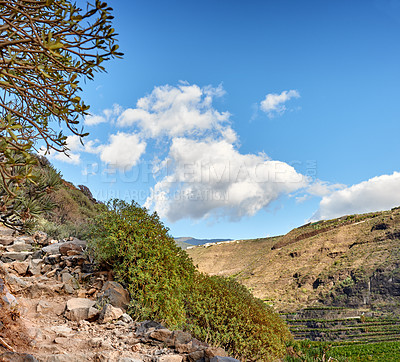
[88,199,292,360]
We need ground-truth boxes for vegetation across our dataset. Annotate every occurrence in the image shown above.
[0,0,122,230]
[88,199,292,360]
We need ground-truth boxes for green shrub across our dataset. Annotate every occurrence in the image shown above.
[186,273,292,360]
[88,199,292,360]
[88,199,195,328]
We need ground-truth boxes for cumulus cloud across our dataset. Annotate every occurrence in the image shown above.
[145,137,308,221]
[313,172,400,220]
[84,104,123,126]
[99,132,146,170]
[117,83,230,138]
[260,90,300,118]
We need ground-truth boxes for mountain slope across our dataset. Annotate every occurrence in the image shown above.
[187,208,400,313]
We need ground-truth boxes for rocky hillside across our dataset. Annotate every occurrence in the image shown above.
[187,208,400,314]
[0,226,236,362]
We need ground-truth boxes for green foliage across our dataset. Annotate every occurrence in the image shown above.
[88,199,292,360]
[88,199,196,328]
[186,273,292,360]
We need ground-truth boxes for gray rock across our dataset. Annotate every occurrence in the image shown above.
[210,357,240,362]
[28,259,43,275]
[64,297,96,321]
[98,303,124,323]
[5,273,28,291]
[63,283,75,294]
[1,251,32,262]
[172,330,192,346]
[6,242,33,252]
[120,313,133,324]
[42,243,62,255]
[97,281,130,311]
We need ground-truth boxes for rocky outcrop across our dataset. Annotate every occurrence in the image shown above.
[0,227,236,361]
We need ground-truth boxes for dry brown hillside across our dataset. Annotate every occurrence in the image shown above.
[187,208,400,313]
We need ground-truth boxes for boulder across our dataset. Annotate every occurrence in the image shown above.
[6,242,33,253]
[98,303,124,323]
[59,242,83,256]
[33,231,48,245]
[1,251,32,262]
[11,261,29,276]
[64,298,96,321]
[28,259,43,275]
[97,281,130,310]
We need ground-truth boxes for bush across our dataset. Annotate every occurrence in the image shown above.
[88,199,292,360]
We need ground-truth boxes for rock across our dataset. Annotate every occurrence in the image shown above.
[87,306,101,321]
[14,236,34,244]
[89,337,103,348]
[63,283,75,294]
[97,281,130,310]
[42,243,62,256]
[98,303,124,323]
[33,231,48,245]
[60,272,73,283]
[187,350,205,362]
[0,352,38,361]
[59,242,83,256]
[64,297,96,321]
[210,357,240,362]
[28,259,43,275]
[51,325,74,337]
[54,337,69,345]
[157,356,183,362]
[120,313,133,324]
[205,347,228,358]
[11,261,29,275]
[36,300,51,313]
[175,341,197,354]
[6,242,33,252]
[172,330,192,346]
[1,251,32,262]
[5,273,28,291]
[0,236,15,246]
[150,328,173,343]
[31,250,43,259]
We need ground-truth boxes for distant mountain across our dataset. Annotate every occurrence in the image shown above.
[175,237,232,249]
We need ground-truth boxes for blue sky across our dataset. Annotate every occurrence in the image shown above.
[46,0,400,239]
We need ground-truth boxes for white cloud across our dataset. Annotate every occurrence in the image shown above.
[117,83,230,138]
[38,135,82,165]
[260,90,300,118]
[84,104,123,126]
[313,172,400,220]
[99,132,146,170]
[145,137,308,221]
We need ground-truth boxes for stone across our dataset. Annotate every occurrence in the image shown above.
[157,356,183,362]
[6,242,33,252]
[36,300,51,313]
[11,261,29,275]
[98,303,124,323]
[51,325,73,337]
[120,313,133,324]
[31,250,44,259]
[172,330,192,346]
[0,236,15,246]
[64,297,96,321]
[205,347,228,358]
[0,352,38,361]
[187,350,205,362]
[175,341,197,354]
[89,337,103,348]
[28,259,43,275]
[150,328,173,343]
[5,273,28,291]
[88,306,101,321]
[1,251,32,262]
[63,283,75,294]
[97,281,130,311]
[59,242,83,256]
[210,358,240,362]
[14,236,34,244]
[42,243,62,255]
[60,272,73,283]
[33,231,48,245]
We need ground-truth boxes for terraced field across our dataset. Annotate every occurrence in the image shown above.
[284,307,400,361]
